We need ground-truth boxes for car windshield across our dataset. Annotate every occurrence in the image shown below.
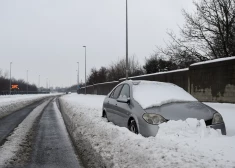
[132,81,197,109]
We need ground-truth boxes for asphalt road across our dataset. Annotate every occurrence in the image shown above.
[0,99,47,146]
[26,98,83,168]
[0,97,84,168]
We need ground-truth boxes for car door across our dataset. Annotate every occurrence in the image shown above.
[116,84,132,127]
[106,84,123,125]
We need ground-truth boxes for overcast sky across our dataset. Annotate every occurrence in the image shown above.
[0,0,195,88]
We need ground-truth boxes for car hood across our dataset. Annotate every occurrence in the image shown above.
[144,101,217,121]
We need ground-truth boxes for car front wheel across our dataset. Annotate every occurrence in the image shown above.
[102,111,109,122]
[129,119,138,134]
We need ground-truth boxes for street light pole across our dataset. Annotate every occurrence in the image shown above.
[77,62,79,88]
[27,70,28,94]
[126,0,129,80]
[38,75,40,92]
[48,79,51,91]
[83,46,87,94]
[9,62,12,95]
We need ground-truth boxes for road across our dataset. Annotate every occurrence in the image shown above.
[0,96,84,168]
[0,99,46,146]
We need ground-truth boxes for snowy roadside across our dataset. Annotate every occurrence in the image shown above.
[60,94,235,168]
[0,93,61,118]
[0,99,51,167]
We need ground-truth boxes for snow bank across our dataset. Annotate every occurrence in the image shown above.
[60,94,235,168]
[0,99,51,167]
[0,94,60,118]
[132,81,197,109]
[158,118,235,162]
[158,118,222,138]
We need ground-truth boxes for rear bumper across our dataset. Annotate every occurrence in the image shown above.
[209,123,226,135]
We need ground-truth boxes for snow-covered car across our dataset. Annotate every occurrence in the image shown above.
[102,80,226,137]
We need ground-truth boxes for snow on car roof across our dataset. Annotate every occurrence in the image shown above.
[132,81,197,109]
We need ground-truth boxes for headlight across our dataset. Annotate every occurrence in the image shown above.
[212,112,224,124]
[143,113,167,125]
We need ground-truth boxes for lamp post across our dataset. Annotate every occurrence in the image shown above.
[9,62,12,95]
[26,70,28,94]
[38,75,40,92]
[77,62,79,89]
[48,79,50,91]
[83,46,87,94]
[126,0,129,80]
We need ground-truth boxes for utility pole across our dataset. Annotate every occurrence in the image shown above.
[126,0,129,80]
[77,62,79,89]
[9,62,12,95]
[46,78,48,89]
[38,75,40,92]
[27,70,28,94]
[83,46,87,94]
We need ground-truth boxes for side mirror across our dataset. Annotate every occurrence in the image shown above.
[117,97,130,104]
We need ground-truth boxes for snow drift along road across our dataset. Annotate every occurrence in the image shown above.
[60,94,235,168]
[0,94,60,118]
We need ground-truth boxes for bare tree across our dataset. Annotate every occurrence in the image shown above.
[143,53,179,74]
[86,56,144,84]
[159,0,235,62]
[107,55,144,81]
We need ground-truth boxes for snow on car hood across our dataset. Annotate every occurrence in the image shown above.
[132,81,197,109]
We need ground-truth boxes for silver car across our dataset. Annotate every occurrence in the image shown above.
[102,80,226,137]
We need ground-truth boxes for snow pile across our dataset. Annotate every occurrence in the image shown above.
[0,94,59,118]
[0,99,51,167]
[132,81,197,109]
[60,94,235,168]
[158,118,222,138]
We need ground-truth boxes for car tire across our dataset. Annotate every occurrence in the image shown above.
[129,119,138,134]
[102,111,109,122]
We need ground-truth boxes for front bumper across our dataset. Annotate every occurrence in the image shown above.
[209,122,226,135]
[139,121,227,137]
[138,121,160,137]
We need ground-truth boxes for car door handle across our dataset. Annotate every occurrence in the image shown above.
[115,104,117,106]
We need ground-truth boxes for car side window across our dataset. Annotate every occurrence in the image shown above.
[110,85,123,99]
[119,84,130,98]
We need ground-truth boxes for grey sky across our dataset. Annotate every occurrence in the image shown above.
[0,0,194,88]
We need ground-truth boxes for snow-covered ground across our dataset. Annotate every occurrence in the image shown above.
[60,94,235,168]
[0,94,61,118]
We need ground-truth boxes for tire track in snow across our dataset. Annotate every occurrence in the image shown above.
[0,98,52,167]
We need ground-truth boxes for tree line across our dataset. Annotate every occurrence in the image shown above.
[0,69,38,94]
[86,0,235,85]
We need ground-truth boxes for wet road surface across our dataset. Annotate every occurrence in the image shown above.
[26,98,83,168]
[0,99,47,146]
